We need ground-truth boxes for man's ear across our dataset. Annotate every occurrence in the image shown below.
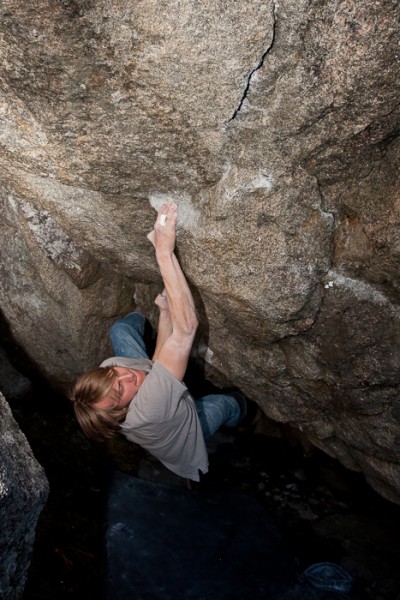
[95,396,116,410]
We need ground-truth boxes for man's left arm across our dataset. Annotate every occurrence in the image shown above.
[152,290,172,362]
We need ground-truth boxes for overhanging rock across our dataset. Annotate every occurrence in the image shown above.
[0,0,399,504]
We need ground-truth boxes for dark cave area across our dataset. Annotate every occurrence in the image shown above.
[7,379,400,600]
[1,312,400,600]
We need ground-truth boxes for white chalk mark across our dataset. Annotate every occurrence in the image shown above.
[149,192,200,232]
[328,270,400,315]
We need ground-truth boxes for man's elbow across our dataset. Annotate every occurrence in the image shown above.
[185,314,199,337]
[179,313,199,339]
[169,316,198,352]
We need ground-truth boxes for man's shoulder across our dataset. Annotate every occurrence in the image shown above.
[100,357,153,372]
[147,361,189,391]
[132,361,189,418]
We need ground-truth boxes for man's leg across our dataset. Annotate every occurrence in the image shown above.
[109,312,149,359]
[195,393,245,439]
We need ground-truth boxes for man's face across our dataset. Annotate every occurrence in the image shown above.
[111,367,147,407]
[96,367,147,410]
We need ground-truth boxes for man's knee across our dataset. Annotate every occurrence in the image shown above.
[109,320,126,337]
[109,312,145,338]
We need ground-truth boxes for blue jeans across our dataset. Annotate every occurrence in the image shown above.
[109,312,241,439]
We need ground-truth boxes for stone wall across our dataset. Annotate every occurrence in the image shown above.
[0,1,399,502]
[0,393,49,599]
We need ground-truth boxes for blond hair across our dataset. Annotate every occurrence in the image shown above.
[70,367,129,442]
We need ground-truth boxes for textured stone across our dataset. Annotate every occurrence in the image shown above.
[0,1,399,502]
[0,392,49,599]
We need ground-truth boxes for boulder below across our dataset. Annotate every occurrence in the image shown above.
[0,392,49,600]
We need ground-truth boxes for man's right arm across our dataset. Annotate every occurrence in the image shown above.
[147,202,198,381]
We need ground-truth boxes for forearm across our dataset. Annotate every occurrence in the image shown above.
[156,250,198,337]
[152,305,172,362]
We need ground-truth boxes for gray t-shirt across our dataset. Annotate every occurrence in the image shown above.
[100,357,209,481]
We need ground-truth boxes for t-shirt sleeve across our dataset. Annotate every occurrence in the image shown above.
[126,360,188,423]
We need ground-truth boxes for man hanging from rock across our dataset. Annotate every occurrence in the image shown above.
[70,202,246,483]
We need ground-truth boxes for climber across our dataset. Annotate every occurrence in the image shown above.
[70,202,246,482]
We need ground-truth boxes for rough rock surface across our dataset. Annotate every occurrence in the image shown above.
[0,392,49,599]
[0,1,399,502]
